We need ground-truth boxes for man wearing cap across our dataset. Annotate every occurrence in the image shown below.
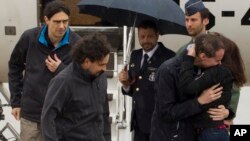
[177,0,239,130]
[178,0,209,52]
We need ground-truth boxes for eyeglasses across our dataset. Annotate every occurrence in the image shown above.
[52,19,69,25]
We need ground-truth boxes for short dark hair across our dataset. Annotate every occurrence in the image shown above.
[71,33,111,64]
[195,33,225,57]
[138,20,158,33]
[199,8,210,20]
[43,0,70,20]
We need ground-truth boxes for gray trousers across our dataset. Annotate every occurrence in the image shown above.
[20,118,42,141]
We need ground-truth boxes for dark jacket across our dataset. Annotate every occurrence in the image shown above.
[177,41,237,119]
[178,55,234,128]
[8,26,80,122]
[150,54,203,141]
[122,42,175,133]
[41,62,111,141]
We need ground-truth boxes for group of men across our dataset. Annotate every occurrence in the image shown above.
[119,0,240,141]
[8,0,241,141]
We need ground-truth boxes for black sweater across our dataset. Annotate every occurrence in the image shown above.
[178,55,234,128]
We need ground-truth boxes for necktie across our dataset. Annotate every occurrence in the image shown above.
[141,54,149,71]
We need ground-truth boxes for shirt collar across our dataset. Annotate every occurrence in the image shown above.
[192,30,208,42]
[143,43,159,59]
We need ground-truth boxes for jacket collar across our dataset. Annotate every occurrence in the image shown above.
[38,25,70,50]
[73,62,102,82]
[150,42,166,58]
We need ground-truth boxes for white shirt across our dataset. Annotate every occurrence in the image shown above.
[141,44,159,67]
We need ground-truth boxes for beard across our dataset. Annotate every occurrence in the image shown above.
[188,26,204,37]
[95,70,104,77]
[142,43,155,52]
[89,70,105,80]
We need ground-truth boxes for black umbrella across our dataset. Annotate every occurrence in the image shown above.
[77,0,188,35]
[77,0,188,123]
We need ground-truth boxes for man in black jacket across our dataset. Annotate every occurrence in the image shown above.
[119,20,175,141]
[41,33,111,141]
[8,1,80,140]
[150,33,229,141]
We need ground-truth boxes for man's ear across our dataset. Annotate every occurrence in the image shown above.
[203,18,209,26]
[199,53,207,61]
[44,16,49,25]
[156,32,160,40]
[81,58,90,69]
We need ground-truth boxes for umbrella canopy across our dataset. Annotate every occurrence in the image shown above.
[77,0,188,35]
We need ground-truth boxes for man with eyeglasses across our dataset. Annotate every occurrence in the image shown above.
[8,1,80,141]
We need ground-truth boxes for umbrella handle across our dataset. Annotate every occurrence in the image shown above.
[124,64,128,71]
[124,15,137,65]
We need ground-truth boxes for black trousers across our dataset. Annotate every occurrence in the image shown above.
[134,127,150,141]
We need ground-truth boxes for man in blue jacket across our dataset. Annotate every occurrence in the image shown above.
[8,1,80,140]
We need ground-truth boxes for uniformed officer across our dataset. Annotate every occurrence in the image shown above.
[118,20,175,141]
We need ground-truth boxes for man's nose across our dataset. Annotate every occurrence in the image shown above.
[58,22,65,28]
[186,20,191,27]
[143,36,150,42]
[102,65,107,72]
